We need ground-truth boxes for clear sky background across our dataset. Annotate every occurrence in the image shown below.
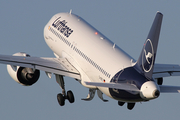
[0,1,180,120]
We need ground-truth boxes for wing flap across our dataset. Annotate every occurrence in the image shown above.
[0,54,80,79]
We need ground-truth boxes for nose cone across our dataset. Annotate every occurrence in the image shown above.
[140,81,160,100]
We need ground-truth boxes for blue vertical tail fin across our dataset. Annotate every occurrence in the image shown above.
[136,12,163,79]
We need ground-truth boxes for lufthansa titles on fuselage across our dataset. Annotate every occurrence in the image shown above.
[52,17,73,38]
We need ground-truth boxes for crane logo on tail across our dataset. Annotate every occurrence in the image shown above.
[142,39,154,72]
[144,49,153,64]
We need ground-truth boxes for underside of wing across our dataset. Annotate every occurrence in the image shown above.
[0,54,80,79]
[153,63,180,79]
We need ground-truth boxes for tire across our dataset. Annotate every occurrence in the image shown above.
[118,101,125,106]
[67,90,75,103]
[127,103,135,110]
[57,93,65,106]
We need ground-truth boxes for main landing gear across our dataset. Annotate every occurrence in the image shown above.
[57,90,74,106]
[118,101,135,110]
[56,75,75,106]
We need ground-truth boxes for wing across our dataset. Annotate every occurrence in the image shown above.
[153,63,180,79]
[0,54,80,79]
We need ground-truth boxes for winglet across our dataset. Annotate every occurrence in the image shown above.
[136,12,163,79]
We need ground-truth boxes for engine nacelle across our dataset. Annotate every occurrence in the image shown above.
[7,52,40,86]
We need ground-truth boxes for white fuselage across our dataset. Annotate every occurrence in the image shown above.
[43,13,135,99]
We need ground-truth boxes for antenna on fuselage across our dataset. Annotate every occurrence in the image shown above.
[113,43,116,49]
[69,9,72,14]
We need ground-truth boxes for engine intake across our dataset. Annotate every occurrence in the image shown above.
[17,67,40,86]
[7,52,40,86]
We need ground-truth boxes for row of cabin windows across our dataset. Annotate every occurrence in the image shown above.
[49,27,111,78]
[73,46,111,78]
[49,27,71,46]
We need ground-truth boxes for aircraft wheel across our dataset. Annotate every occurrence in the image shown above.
[118,101,125,106]
[127,103,135,110]
[67,90,75,103]
[57,93,65,106]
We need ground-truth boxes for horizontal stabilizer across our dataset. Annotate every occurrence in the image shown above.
[159,85,180,93]
[153,63,180,78]
[85,82,140,92]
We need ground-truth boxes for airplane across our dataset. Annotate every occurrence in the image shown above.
[1,11,180,110]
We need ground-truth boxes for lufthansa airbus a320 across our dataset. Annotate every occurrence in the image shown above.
[1,11,180,110]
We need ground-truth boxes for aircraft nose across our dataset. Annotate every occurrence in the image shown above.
[140,81,160,100]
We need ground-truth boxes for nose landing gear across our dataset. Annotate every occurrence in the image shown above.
[118,101,135,110]
[127,103,135,110]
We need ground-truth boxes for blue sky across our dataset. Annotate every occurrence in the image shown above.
[0,1,180,120]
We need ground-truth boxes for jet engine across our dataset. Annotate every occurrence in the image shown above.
[7,52,40,86]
